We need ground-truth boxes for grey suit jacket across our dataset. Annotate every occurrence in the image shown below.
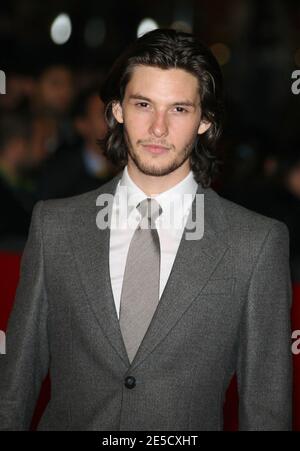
[0,172,293,430]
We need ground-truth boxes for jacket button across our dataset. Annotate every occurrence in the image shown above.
[124,376,136,389]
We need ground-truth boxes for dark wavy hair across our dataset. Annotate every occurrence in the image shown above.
[99,28,224,187]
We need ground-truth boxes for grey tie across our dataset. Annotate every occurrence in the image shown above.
[119,197,162,364]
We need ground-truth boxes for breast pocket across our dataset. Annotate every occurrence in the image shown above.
[201,277,235,296]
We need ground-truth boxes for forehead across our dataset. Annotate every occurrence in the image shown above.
[125,65,200,103]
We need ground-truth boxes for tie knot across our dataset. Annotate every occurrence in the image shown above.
[137,198,162,225]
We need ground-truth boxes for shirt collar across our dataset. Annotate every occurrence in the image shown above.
[115,165,198,226]
[154,170,198,220]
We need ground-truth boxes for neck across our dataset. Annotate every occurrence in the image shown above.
[127,162,191,196]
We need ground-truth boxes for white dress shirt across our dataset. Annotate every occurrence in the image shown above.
[109,166,198,319]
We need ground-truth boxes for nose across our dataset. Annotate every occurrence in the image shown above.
[149,111,169,138]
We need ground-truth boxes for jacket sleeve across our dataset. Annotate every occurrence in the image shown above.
[237,221,293,430]
[0,200,49,430]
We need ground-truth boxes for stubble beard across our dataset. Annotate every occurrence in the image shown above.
[123,126,197,177]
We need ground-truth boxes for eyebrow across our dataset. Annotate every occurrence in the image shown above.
[128,94,198,108]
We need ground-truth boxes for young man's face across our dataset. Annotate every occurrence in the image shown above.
[112,65,211,180]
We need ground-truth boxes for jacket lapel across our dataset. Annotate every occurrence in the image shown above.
[68,173,131,368]
[129,185,230,370]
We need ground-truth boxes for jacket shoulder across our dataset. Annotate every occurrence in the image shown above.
[216,192,289,236]
[35,172,122,213]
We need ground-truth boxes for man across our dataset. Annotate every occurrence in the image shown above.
[36,86,116,200]
[30,64,76,164]
[0,29,292,431]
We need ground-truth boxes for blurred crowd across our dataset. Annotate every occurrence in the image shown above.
[0,64,118,249]
[219,138,300,282]
[0,63,300,280]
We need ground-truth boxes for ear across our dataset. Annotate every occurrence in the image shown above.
[197,119,211,135]
[112,101,124,124]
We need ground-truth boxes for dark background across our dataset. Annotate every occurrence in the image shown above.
[0,0,300,280]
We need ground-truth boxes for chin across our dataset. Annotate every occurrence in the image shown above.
[139,161,182,177]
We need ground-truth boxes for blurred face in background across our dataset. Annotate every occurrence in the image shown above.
[75,94,108,149]
[0,75,35,112]
[0,136,31,175]
[287,163,300,198]
[36,65,74,114]
[0,116,32,175]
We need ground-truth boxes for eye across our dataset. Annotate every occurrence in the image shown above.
[136,102,150,108]
[173,106,188,113]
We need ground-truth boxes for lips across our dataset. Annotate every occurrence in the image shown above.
[142,144,169,154]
